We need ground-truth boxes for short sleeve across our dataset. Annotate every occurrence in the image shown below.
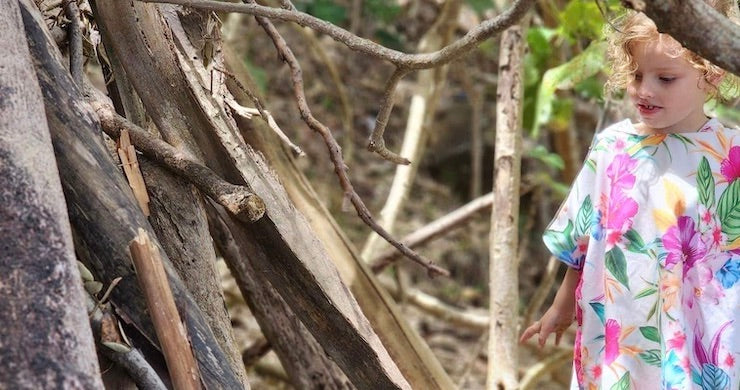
[543,140,600,270]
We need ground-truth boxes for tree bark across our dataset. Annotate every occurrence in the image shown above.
[206,204,354,390]
[223,46,456,390]
[92,2,410,388]
[18,2,245,388]
[487,18,528,390]
[0,1,103,388]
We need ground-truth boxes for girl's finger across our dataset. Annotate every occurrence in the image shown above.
[555,331,563,346]
[519,322,541,343]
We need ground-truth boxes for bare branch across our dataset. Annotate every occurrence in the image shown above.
[240,0,449,277]
[622,0,740,76]
[91,99,266,222]
[370,192,493,273]
[367,67,412,165]
[139,0,535,70]
[64,0,83,86]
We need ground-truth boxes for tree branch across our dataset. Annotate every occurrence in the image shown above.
[91,99,266,222]
[140,0,534,70]
[139,0,534,163]
[238,0,449,277]
[623,0,740,76]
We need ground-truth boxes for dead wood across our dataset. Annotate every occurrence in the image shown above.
[92,2,412,388]
[0,1,103,387]
[130,229,202,390]
[19,2,245,388]
[206,204,354,390]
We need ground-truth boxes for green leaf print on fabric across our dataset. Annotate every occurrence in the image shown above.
[639,326,660,343]
[717,179,740,242]
[638,349,662,367]
[610,372,630,390]
[634,286,657,299]
[575,195,593,238]
[605,246,630,290]
[589,302,605,325]
[697,157,716,209]
[624,228,648,254]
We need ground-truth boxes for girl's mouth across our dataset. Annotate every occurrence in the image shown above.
[637,103,661,115]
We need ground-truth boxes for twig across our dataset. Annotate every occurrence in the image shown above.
[519,348,572,390]
[366,67,411,165]
[84,293,167,390]
[242,0,448,277]
[92,99,266,223]
[64,0,83,87]
[379,277,488,330]
[216,67,305,157]
[242,337,272,367]
[139,0,535,162]
[129,229,201,390]
[370,192,493,273]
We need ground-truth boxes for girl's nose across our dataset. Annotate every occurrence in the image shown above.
[637,82,654,99]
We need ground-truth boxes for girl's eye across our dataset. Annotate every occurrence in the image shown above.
[659,77,676,83]
[634,74,643,81]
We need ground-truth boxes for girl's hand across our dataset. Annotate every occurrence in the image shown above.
[519,303,574,347]
[520,266,580,347]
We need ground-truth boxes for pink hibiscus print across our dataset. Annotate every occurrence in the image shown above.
[604,319,621,365]
[684,262,724,309]
[662,216,706,271]
[721,145,740,182]
[602,154,639,247]
[667,330,686,350]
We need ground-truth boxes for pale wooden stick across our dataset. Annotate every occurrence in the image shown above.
[129,229,201,390]
[117,129,150,216]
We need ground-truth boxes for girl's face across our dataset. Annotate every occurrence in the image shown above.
[626,39,710,134]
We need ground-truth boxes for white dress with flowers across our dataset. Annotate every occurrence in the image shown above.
[544,118,740,390]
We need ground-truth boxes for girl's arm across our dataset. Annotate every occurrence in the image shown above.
[520,266,580,347]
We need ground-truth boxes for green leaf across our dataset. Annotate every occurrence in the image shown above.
[532,41,606,137]
[634,286,657,299]
[646,299,658,321]
[639,326,661,343]
[610,372,630,390]
[559,0,604,41]
[364,0,400,23]
[574,195,593,238]
[305,0,347,25]
[589,302,605,325]
[605,246,630,290]
[717,179,740,242]
[624,228,647,253]
[527,145,565,170]
[464,0,494,16]
[543,220,576,255]
[697,157,716,209]
[639,349,662,367]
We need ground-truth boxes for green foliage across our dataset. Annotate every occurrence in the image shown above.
[531,40,607,137]
[364,0,401,23]
[558,0,603,41]
[295,0,347,25]
[526,145,565,170]
[464,0,494,16]
[243,57,268,94]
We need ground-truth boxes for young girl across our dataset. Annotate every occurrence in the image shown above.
[520,2,740,389]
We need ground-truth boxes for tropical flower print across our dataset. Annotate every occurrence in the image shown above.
[543,118,739,389]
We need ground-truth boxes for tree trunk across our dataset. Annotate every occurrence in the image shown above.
[0,1,103,388]
[223,46,456,390]
[206,204,354,390]
[487,19,528,390]
[18,2,245,388]
[91,2,410,388]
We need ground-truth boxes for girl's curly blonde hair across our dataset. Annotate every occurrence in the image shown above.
[604,0,739,101]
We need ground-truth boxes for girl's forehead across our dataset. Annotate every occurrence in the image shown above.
[631,39,691,69]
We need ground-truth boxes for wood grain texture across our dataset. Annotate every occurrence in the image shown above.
[0,1,103,387]
[18,2,244,388]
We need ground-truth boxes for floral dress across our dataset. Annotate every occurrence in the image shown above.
[544,118,740,390]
